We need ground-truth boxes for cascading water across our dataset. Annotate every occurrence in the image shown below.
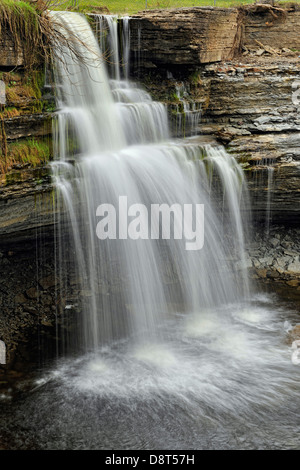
[173,82,201,137]
[51,11,249,352]
[95,14,131,80]
[1,11,298,451]
[265,167,274,236]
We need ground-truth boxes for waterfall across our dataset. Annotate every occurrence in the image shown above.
[1,11,299,453]
[50,12,249,353]
[265,167,274,236]
[174,82,201,137]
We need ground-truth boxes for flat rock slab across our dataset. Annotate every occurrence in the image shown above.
[130,7,241,66]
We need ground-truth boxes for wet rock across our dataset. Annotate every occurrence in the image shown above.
[256,49,265,56]
[246,226,300,286]
[41,295,53,306]
[270,238,280,248]
[287,325,300,345]
[286,280,299,287]
[25,287,38,300]
[266,270,280,279]
[41,316,52,327]
[0,32,24,67]
[4,114,52,141]
[255,268,268,278]
[274,257,292,268]
[287,258,300,274]
[14,294,27,304]
[129,8,241,67]
[258,257,273,266]
[22,306,37,315]
[39,275,57,290]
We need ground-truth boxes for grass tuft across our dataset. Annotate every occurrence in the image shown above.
[0,137,52,173]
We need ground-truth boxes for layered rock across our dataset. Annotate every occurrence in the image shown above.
[0,32,23,67]
[0,167,53,241]
[244,4,300,51]
[199,59,300,225]
[246,225,300,286]
[0,236,81,370]
[0,5,300,370]
[129,7,242,67]
[128,4,300,70]
[139,54,300,226]
[4,114,52,142]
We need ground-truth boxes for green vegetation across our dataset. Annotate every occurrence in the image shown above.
[56,0,293,15]
[57,0,250,15]
[0,0,294,175]
[0,70,46,116]
[0,1,60,174]
[0,0,91,70]
[0,137,52,173]
[0,0,48,70]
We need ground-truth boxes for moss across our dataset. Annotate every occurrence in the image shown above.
[0,116,7,167]
[0,0,47,71]
[0,106,20,119]
[0,136,52,174]
[26,70,44,100]
[189,70,202,86]
[43,101,56,113]
[1,69,47,115]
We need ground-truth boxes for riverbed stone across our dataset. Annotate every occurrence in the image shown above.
[274,257,291,268]
[39,275,57,290]
[14,294,27,304]
[270,238,280,248]
[255,268,268,278]
[287,325,300,345]
[286,280,299,287]
[258,257,273,266]
[287,258,300,274]
[25,287,38,300]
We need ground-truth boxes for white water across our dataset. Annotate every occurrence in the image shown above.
[51,11,249,351]
[174,82,201,137]
[10,11,296,450]
[265,167,274,236]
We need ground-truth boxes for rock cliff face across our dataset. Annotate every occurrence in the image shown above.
[0,67,53,241]
[244,6,300,51]
[129,4,300,70]
[1,5,300,369]
[126,5,300,228]
[0,32,23,67]
[129,7,241,66]
[246,225,300,287]
[137,56,300,226]
[0,167,53,241]
[199,58,300,226]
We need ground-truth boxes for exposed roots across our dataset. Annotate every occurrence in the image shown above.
[0,0,48,71]
[0,0,104,74]
[241,3,288,21]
